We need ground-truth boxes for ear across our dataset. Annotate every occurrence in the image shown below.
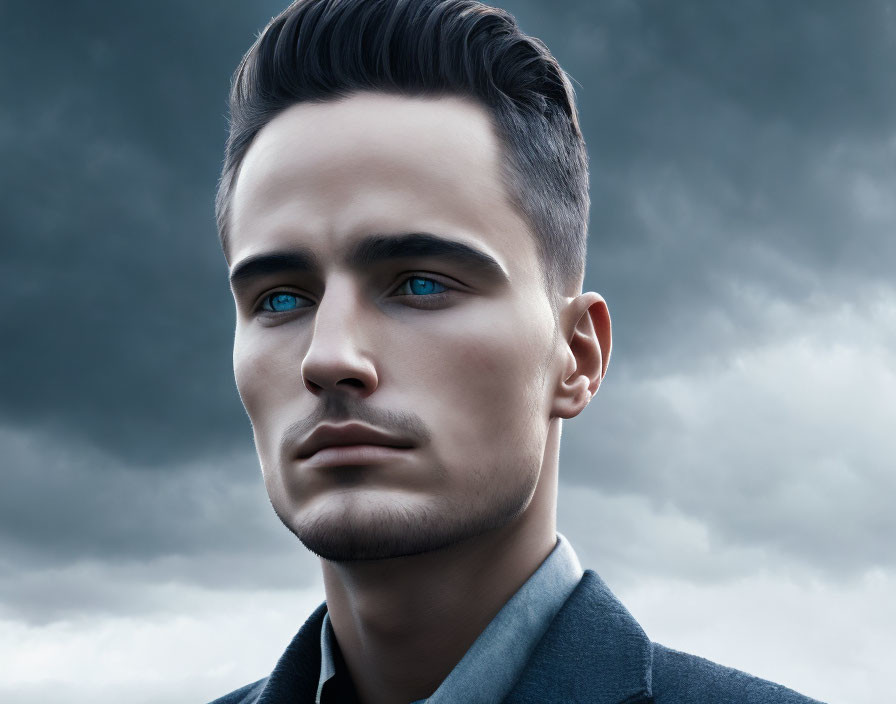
[550,292,612,420]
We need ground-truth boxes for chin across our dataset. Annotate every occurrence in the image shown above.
[275,491,522,562]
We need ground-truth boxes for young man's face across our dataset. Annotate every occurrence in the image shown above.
[229,93,569,561]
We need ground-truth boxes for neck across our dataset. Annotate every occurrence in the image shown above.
[320,421,562,704]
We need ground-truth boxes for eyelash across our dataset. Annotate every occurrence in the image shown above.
[254,274,454,316]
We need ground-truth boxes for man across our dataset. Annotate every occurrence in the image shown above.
[210,1,824,702]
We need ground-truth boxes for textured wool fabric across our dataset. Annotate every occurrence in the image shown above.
[208,569,827,704]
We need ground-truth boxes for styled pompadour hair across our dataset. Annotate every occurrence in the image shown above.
[216,0,589,311]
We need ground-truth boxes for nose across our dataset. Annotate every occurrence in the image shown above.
[300,278,378,398]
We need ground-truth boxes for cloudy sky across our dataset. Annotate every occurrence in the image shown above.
[2,1,894,702]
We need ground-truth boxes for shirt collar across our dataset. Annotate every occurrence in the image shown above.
[315,532,583,704]
[315,609,337,703]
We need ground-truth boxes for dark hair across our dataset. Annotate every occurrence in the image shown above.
[216,0,589,314]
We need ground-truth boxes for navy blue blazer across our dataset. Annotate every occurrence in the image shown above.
[209,570,825,703]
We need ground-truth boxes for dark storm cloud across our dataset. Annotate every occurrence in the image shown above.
[0,422,322,622]
[0,548,320,624]
[0,0,286,464]
[510,0,896,370]
[0,424,279,565]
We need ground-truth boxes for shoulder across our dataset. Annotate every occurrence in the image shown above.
[650,642,826,704]
[205,677,268,704]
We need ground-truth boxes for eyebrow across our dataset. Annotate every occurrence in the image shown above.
[228,232,509,294]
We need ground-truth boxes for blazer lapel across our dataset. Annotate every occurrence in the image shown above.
[255,601,328,704]
[503,570,653,704]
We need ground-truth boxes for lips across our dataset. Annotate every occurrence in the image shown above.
[300,444,414,470]
[296,422,415,460]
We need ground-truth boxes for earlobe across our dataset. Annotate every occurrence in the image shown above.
[550,292,611,420]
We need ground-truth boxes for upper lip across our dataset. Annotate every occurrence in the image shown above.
[296,422,415,459]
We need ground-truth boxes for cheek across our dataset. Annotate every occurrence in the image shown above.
[233,329,308,504]
[411,312,548,453]
[233,326,301,428]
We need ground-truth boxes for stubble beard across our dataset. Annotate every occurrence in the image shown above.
[271,459,541,562]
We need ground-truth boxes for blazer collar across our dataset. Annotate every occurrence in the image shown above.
[503,569,653,704]
[256,601,328,704]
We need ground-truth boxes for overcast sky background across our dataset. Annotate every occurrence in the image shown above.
[2,1,894,702]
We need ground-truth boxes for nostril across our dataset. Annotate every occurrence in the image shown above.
[302,377,365,393]
[303,378,323,393]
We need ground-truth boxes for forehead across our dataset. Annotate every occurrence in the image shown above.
[228,92,539,280]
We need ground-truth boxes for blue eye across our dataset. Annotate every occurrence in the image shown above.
[257,275,449,317]
[261,292,307,312]
[397,276,448,296]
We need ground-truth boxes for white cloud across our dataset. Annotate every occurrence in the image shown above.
[0,581,327,704]
[558,483,894,704]
[561,285,896,574]
[620,569,896,704]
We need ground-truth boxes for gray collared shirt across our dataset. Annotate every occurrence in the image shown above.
[315,532,584,704]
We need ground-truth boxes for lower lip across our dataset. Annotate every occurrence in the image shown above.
[301,444,413,469]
